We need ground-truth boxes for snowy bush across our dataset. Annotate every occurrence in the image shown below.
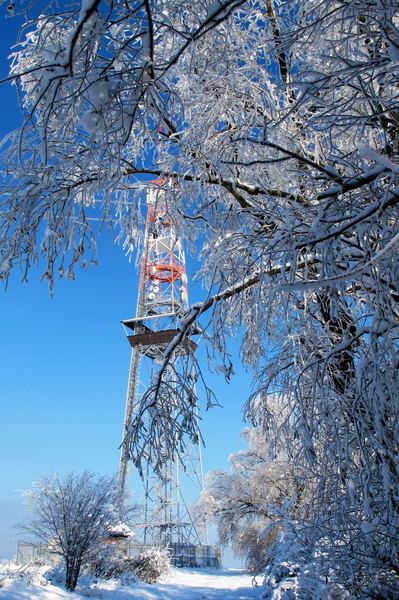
[261,533,347,600]
[0,560,12,588]
[130,548,171,584]
[0,558,49,587]
[262,562,330,600]
[93,545,170,584]
[93,546,137,581]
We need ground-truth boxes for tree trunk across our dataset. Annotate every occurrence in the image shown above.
[65,559,73,591]
[71,557,82,591]
[65,556,81,591]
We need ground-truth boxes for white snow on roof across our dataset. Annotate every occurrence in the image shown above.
[107,523,135,537]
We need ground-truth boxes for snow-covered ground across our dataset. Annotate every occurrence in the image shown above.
[1,568,262,600]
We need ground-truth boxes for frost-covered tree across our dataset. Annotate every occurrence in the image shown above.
[17,471,132,591]
[2,0,399,596]
[200,426,296,573]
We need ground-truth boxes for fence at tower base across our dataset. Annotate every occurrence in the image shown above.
[16,541,61,564]
[16,540,222,569]
[127,542,222,568]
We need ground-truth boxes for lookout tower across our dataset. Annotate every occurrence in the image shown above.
[119,183,208,550]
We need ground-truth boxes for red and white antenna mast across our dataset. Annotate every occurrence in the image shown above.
[118,175,209,553]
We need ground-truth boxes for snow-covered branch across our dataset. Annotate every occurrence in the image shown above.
[2,0,399,595]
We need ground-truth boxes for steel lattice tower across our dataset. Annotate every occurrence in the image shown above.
[119,184,207,548]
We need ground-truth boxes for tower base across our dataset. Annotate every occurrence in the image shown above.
[126,541,222,568]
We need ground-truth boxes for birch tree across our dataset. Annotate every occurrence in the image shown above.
[2,0,399,595]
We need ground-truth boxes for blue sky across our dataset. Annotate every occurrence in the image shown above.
[0,6,254,565]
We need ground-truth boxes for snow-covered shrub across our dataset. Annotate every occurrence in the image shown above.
[261,533,348,600]
[0,558,49,587]
[93,545,170,584]
[130,548,170,584]
[93,546,136,581]
[0,560,12,588]
[262,561,329,600]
